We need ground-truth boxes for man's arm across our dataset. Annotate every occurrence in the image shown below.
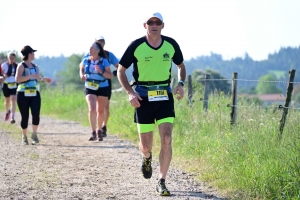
[173,62,186,100]
[177,62,186,86]
[117,64,142,108]
[117,64,135,95]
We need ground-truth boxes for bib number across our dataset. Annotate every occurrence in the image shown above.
[24,87,37,97]
[148,89,169,101]
[7,82,17,89]
[85,81,99,90]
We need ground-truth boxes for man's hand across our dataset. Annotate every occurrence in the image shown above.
[129,92,142,108]
[173,85,184,100]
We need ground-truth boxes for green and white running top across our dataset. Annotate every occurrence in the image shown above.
[17,62,40,96]
[119,35,184,96]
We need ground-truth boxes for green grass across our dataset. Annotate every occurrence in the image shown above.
[1,86,300,199]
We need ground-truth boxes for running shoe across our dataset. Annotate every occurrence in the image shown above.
[97,130,103,141]
[156,180,171,196]
[141,153,152,179]
[101,129,107,137]
[11,119,15,124]
[89,131,97,141]
[31,132,39,145]
[22,135,29,145]
[5,110,11,121]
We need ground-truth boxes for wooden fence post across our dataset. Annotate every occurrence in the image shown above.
[187,75,192,106]
[230,72,238,125]
[278,69,296,139]
[203,74,210,111]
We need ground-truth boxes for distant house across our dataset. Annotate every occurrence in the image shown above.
[247,94,286,106]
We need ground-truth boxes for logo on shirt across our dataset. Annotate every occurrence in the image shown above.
[163,53,170,61]
[145,56,153,62]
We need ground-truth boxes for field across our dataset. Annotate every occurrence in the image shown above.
[1,84,300,199]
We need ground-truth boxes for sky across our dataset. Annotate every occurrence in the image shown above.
[0,0,300,61]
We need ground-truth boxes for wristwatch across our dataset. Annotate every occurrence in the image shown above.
[178,80,184,87]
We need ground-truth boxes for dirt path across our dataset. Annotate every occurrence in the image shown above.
[0,113,226,200]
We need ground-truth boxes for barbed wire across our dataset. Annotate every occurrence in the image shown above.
[196,78,300,84]
[226,104,300,110]
[196,98,300,110]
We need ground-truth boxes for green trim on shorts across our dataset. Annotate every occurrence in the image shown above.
[137,123,154,133]
[156,117,174,125]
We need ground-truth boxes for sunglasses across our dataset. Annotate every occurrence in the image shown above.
[146,20,163,26]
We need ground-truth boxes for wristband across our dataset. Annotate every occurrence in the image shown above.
[178,80,184,86]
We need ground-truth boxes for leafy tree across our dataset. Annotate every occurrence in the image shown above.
[256,74,282,94]
[192,68,231,94]
[56,54,84,89]
[184,46,300,93]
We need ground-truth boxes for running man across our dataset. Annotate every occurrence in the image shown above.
[1,52,18,123]
[82,36,119,137]
[117,12,186,196]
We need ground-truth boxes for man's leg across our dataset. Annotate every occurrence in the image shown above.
[158,122,173,179]
[138,124,154,179]
[156,119,173,196]
[139,131,153,159]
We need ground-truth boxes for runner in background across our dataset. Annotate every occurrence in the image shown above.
[15,45,52,145]
[80,41,113,141]
[1,52,18,123]
[82,36,119,137]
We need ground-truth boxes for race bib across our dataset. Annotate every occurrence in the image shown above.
[148,88,169,101]
[7,82,17,89]
[85,80,99,90]
[24,87,37,97]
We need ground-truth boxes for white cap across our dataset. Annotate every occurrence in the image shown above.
[145,12,163,22]
[95,35,105,41]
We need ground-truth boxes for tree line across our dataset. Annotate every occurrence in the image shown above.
[1,46,300,103]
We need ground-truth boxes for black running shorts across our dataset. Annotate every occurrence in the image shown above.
[84,86,110,97]
[2,83,17,97]
[134,93,175,124]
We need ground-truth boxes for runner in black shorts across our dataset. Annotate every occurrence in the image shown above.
[117,12,186,196]
[79,41,113,141]
[81,36,119,137]
[1,52,18,123]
